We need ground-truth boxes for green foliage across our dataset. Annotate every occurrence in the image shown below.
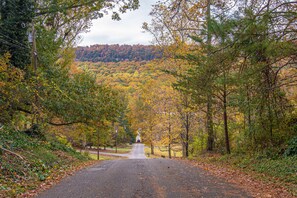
[56,135,72,147]
[284,136,297,157]
[199,153,297,192]
[190,134,207,156]
[0,0,142,152]
[155,0,297,155]
[0,127,39,150]
[251,156,297,184]
[48,139,71,152]
[0,0,34,70]
[23,124,46,140]
[0,126,90,196]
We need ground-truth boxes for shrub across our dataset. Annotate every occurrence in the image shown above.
[284,136,297,157]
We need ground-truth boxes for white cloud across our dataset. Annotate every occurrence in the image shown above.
[78,0,157,46]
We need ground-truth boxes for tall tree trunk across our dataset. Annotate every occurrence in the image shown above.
[206,0,214,152]
[206,94,214,151]
[246,86,253,143]
[185,113,189,157]
[97,129,100,160]
[168,143,171,158]
[150,126,154,154]
[264,65,273,143]
[223,74,230,154]
[168,113,172,159]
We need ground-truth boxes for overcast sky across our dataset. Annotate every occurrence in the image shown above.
[78,0,157,46]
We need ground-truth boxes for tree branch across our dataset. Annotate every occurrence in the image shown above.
[48,121,86,126]
[1,146,24,160]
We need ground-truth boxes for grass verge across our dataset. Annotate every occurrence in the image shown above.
[190,153,297,196]
[87,144,133,154]
[88,153,124,160]
[144,145,183,158]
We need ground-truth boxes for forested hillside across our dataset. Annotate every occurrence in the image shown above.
[76,44,163,62]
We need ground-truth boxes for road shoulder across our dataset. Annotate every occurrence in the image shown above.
[181,158,295,198]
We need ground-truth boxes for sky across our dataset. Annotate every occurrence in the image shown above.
[78,0,158,46]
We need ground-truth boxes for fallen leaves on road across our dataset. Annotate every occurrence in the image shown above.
[181,158,296,198]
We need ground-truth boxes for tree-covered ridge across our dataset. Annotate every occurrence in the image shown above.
[76,44,163,62]
[78,61,163,92]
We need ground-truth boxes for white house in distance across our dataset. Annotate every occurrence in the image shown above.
[136,129,141,143]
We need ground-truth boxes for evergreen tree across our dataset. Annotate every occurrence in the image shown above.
[0,0,34,70]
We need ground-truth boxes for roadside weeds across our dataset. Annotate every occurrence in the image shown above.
[19,160,100,198]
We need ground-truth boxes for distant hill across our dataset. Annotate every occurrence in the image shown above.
[75,44,163,62]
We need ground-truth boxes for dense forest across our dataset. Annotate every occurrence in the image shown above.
[76,44,163,62]
[1,0,296,166]
[138,0,297,158]
[0,0,297,196]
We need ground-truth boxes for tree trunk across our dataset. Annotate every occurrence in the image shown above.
[223,79,231,154]
[246,86,253,144]
[168,143,171,159]
[206,94,214,151]
[97,129,100,160]
[185,113,189,157]
[151,142,154,155]
[150,126,154,154]
[168,114,172,159]
[206,0,214,151]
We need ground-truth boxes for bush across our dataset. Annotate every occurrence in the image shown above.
[23,124,46,141]
[0,127,38,150]
[284,136,297,157]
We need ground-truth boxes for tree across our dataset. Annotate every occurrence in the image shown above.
[0,0,140,137]
[0,53,25,124]
[131,80,160,154]
[0,0,34,70]
[231,0,297,149]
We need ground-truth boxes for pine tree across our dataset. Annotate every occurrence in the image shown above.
[0,0,34,70]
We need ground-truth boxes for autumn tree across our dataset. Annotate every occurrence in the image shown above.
[144,0,218,151]
[0,0,140,149]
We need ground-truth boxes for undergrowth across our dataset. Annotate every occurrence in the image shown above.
[194,152,297,196]
[0,127,91,197]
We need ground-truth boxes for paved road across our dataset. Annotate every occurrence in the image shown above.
[86,144,146,158]
[38,144,251,198]
[128,143,146,159]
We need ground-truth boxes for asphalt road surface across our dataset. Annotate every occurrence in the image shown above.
[128,143,146,159]
[37,144,251,198]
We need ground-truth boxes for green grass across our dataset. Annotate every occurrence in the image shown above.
[144,145,183,158]
[91,144,133,154]
[88,153,121,160]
